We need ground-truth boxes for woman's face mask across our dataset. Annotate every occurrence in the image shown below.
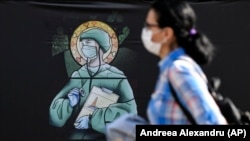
[141,27,162,56]
[81,39,97,60]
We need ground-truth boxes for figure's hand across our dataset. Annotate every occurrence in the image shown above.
[67,88,80,107]
[74,116,89,129]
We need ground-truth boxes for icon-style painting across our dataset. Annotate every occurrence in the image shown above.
[49,21,137,140]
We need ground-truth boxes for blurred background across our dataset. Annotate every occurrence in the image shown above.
[0,0,249,140]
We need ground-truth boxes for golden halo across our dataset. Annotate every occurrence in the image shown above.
[70,20,118,65]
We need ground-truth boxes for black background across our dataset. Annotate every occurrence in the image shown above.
[0,1,250,140]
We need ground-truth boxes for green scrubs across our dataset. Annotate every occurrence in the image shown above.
[49,64,137,140]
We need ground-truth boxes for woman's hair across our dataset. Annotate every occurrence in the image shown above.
[151,0,215,65]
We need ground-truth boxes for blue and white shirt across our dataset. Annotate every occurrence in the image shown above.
[147,48,227,125]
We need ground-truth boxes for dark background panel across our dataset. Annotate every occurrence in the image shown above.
[191,1,250,111]
[0,2,50,141]
[0,1,250,141]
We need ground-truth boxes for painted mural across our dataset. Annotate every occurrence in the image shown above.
[1,1,250,141]
[49,20,137,140]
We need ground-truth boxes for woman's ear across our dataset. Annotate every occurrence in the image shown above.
[162,27,174,40]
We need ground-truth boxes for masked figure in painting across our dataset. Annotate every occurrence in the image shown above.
[49,27,137,140]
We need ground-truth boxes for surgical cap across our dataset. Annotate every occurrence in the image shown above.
[80,28,111,53]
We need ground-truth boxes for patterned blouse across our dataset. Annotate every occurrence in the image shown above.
[147,48,227,125]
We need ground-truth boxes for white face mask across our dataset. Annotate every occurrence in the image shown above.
[81,39,97,60]
[141,27,162,56]
[82,45,97,60]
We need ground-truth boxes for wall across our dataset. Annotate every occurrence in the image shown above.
[0,1,249,140]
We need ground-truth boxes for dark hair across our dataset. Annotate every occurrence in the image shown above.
[151,0,215,65]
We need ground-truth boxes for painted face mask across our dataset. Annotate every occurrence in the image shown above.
[81,45,97,60]
[141,27,162,56]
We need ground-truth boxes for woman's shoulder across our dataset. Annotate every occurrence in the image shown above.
[170,55,207,80]
[171,56,197,71]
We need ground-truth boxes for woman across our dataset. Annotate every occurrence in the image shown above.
[141,0,227,124]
